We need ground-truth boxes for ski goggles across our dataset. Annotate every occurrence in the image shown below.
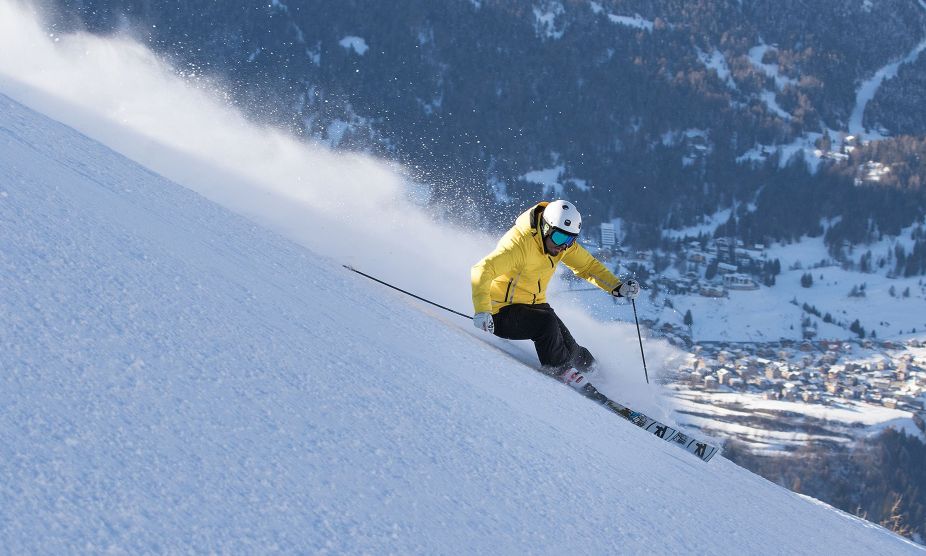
[549,229,578,247]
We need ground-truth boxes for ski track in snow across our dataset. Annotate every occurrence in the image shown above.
[849,37,926,138]
[2,92,924,554]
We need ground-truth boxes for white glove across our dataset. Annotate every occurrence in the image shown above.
[473,312,495,334]
[612,279,640,300]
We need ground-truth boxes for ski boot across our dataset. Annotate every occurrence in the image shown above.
[556,367,589,391]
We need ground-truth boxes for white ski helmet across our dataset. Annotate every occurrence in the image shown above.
[541,200,582,235]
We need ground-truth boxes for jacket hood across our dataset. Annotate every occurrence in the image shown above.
[513,202,549,244]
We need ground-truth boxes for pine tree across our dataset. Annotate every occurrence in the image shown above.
[880,495,913,538]
[705,259,718,280]
[684,309,693,327]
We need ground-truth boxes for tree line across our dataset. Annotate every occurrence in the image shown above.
[725,428,926,543]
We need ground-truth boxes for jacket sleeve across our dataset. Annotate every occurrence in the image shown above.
[561,245,621,293]
[471,240,523,314]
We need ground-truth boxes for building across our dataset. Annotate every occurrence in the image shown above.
[722,273,759,291]
[717,262,738,274]
[600,223,616,248]
[699,284,726,298]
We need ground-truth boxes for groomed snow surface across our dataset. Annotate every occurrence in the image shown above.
[2,96,923,553]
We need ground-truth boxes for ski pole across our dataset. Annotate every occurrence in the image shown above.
[631,298,650,384]
[343,265,473,320]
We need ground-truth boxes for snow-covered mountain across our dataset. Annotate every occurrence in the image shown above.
[0,7,923,554]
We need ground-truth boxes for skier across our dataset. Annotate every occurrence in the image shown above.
[471,200,640,389]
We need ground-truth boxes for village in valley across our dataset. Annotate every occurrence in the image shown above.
[670,337,926,415]
[657,334,926,454]
[564,207,926,447]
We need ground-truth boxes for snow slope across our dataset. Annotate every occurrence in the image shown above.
[1,82,923,556]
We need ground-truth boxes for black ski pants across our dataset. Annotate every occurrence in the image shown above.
[492,303,595,373]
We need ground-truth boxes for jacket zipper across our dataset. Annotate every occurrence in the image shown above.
[538,258,553,303]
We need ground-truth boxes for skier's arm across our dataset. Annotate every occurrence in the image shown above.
[561,245,621,293]
[471,242,523,314]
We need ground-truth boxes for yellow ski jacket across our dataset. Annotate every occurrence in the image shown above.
[471,202,623,314]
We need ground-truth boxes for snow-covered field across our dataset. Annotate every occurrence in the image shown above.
[631,231,926,343]
[1,2,923,552]
[671,388,924,454]
[600,193,926,343]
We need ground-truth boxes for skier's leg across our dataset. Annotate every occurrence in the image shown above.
[550,311,599,375]
[493,304,574,370]
[572,346,597,373]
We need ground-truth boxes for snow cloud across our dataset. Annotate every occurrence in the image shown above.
[0,0,674,406]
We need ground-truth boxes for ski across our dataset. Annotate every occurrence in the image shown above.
[578,382,720,463]
[480,343,722,462]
